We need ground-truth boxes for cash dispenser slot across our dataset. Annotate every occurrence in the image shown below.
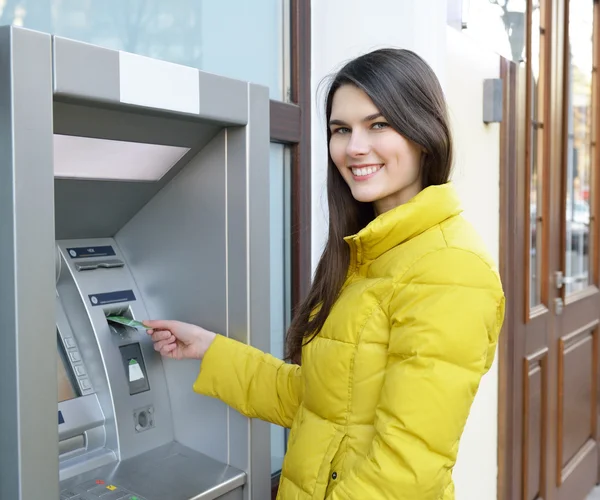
[59,434,86,456]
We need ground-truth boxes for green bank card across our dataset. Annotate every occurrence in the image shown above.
[106,315,147,330]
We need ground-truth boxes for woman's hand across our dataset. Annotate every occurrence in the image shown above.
[143,320,217,360]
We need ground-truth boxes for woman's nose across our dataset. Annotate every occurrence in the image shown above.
[346,130,370,157]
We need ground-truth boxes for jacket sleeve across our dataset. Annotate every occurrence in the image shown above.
[193,335,303,429]
[327,247,505,499]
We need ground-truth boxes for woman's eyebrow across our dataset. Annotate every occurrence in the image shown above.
[329,113,383,127]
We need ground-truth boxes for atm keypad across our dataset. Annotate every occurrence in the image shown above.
[64,480,146,500]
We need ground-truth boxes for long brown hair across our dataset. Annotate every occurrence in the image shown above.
[285,48,453,362]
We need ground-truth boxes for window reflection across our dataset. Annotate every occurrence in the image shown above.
[564,0,593,295]
[462,0,527,62]
[0,0,287,99]
[269,144,292,474]
[529,0,543,308]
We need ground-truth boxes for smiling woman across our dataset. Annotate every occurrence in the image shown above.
[146,47,505,500]
[286,48,456,358]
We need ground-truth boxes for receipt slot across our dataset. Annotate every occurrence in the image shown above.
[0,26,271,500]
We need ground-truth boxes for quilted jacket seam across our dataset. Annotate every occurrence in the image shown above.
[438,223,450,247]
[344,290,391,422]
[392,246,500,289]
[438,476,454,500]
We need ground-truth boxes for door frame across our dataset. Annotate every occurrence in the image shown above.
[498,54,520,500]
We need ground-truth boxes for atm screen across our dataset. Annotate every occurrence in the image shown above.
[57,334,78,403]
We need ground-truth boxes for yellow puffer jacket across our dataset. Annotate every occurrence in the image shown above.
[194,183,505,499]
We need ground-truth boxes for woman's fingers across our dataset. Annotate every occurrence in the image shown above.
[153,336,176,352]
[151,330,174,343]
[160,342,177,355]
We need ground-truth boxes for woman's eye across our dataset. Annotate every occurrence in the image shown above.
[372,122,389,130]
[333,127,351,134]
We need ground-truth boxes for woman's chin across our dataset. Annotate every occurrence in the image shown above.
[350,188,380,204]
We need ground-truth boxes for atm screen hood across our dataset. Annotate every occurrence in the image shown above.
[54,134,190,182]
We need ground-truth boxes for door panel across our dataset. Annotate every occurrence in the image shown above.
[557,325,597,474]
[500,1,600,499]
[523,349,548,500]
[556,1,600,497]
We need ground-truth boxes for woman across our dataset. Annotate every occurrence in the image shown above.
[145,48,505,500]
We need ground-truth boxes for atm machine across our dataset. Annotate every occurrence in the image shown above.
[0,26,271,500]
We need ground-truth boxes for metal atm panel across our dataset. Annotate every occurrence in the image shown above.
[0,25,271,500]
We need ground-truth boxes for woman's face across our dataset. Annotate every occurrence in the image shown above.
[328,84,423,214]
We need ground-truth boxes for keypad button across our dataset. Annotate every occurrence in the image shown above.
[69,351,81,362]
[102,492,128,500]
[100,485,119,494]
[95,485,121,497]
[76,479,106,491]
[88,485,112,495]
[60,490,79,500]
[74,365,86,376]
[79,378,91,390]
[64,338,76,348]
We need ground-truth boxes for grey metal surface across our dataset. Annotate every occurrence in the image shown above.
[199,72,248,125]
[56,239,176,464]
[60,442,246,500]
[52,32,248,126]
[224,125,251,477]
[0,25,59,500]
[215,488,243,500]
[247,83,272,500]
[53,36,120,103]
[115,132,230,465]
[53,101,222,240]
[54,100,216,147]
[58,395,104,443]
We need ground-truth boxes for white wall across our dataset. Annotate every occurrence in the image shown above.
[445,26,501,500]
[311,3,502,499]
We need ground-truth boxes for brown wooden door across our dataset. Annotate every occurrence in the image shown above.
[499,1,600,500]
[553,1,600,497]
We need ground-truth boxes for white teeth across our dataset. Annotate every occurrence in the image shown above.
[351,165,382,177]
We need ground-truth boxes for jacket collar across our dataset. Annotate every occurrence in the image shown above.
[344,183,463,263]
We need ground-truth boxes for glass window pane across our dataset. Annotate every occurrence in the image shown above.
[0,0,288,99]
[269,143,291,474]
[564,0,593,296]
[462,0,527,62]
[529,0,543,307]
